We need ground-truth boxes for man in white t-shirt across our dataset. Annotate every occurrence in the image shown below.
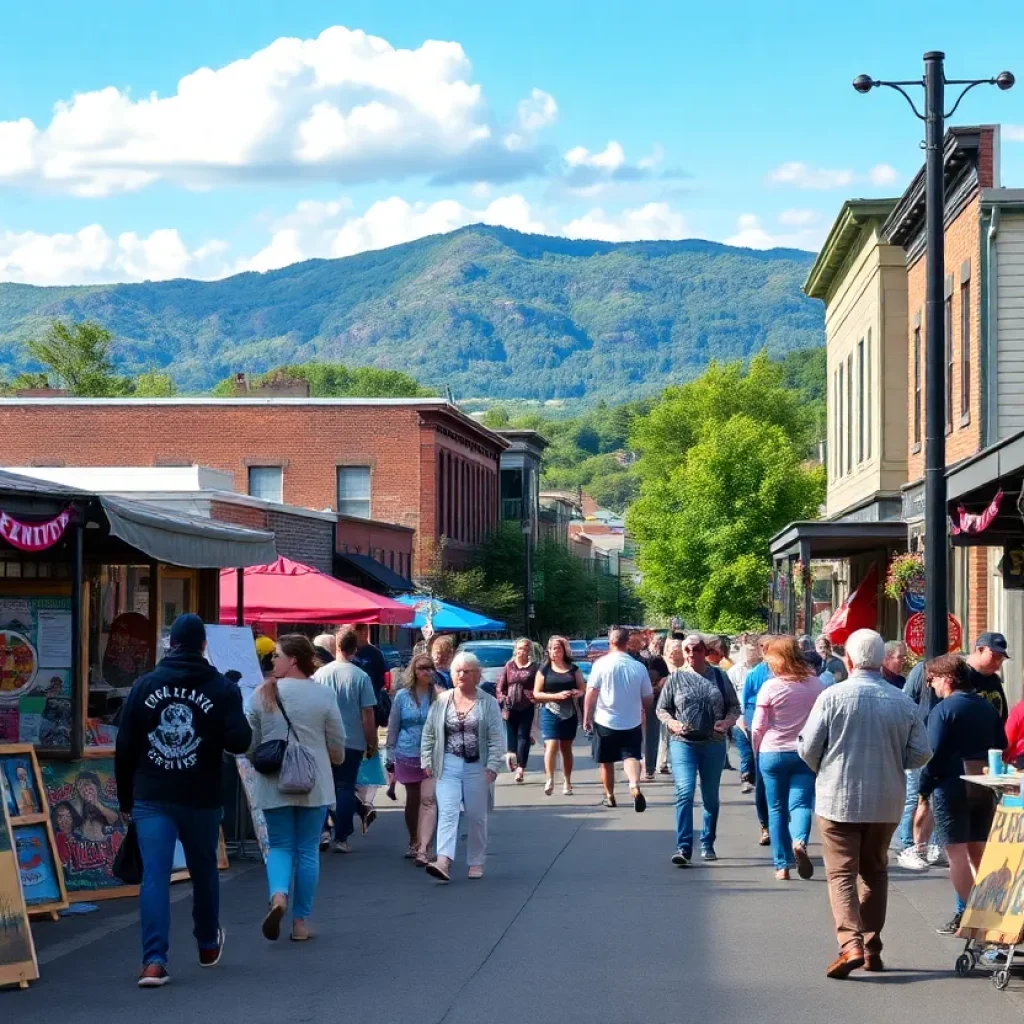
[584,626,654,811]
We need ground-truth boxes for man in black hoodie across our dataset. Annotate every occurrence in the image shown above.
[115,613,252,988]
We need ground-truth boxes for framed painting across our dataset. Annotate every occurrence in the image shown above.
[0,797,38,990]
[13,821,67,917]
[0,747,44,821]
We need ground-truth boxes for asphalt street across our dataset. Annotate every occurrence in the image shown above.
[10,742,1024,1023]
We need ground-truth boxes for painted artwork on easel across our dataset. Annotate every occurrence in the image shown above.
[0,795,38,989]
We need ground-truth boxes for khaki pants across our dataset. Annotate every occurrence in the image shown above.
[817,817,897,955]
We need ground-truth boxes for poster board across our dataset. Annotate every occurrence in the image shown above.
[0,598,73,749]
[204,625,263,709]
[0,744,68,918]
[960,796,1024,944]
[0,794,38,990]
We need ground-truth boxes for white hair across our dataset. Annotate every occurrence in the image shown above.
[846,629,885,671]
[450,651,481,673]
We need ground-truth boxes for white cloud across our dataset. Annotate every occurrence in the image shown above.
[0,225,229,284]
[0,25,554,196]
[565,141,627,171]
[725,213,824,251]
[556,140,675,197]
[517,88,558,133]
[769,161,902,191]
[562,202,688,243]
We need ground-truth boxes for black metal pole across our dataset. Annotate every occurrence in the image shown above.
[523,519,533,639]
[236,567,245,627]
[69,514,84,760]
[923,51,949,659]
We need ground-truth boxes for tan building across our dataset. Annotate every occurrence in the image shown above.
[769,199,907,637]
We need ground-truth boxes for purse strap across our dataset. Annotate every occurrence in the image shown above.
[273,682,296,738]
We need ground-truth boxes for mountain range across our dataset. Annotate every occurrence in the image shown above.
[0,225,823,403]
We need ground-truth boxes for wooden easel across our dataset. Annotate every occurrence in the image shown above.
[0,743,68,920]
[0,789,38,990]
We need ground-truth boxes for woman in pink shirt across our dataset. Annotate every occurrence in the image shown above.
[751,636,825,881]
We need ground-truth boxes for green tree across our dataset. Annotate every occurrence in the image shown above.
[133,371,178,397]
[480,406,510,429]
[210,361,436,398]
[26,320,131,397]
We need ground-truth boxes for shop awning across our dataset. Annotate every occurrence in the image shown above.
[393,594,505,632]
[101,497,276,568]
[770,520,908,561]
[335,552,414,593]
[219,556,416,625]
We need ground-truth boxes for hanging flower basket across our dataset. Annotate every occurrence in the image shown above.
[885,553,924,600]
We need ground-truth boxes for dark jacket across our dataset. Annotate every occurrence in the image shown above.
[115,648,252,811]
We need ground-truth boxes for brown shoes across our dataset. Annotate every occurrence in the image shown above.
[863,954,884,972]
[826,947,865,979]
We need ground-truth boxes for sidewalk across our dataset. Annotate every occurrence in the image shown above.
[13,749,1024,1022]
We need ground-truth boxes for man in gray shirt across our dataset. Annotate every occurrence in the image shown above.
[799,629,931,980]
[314,627,378,852]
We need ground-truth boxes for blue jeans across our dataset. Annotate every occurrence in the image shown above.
[263,805,328,920]
[133,800,223,967]
[733,727,755,782]
[669,739,727,853]
[332,750,364,842]
[758,751,815,870]
[899,768,921,849]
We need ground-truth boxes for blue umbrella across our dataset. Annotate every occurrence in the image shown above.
[393,594,505,632]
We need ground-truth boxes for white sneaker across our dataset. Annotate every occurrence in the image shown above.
[505,752,518,772]
[896,847,930,872]
[926,844,946,866]
[740,781,754,794]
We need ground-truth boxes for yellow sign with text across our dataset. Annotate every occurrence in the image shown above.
[961,800,1024,944]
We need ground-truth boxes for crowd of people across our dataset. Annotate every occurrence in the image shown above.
[112,611,1017,987]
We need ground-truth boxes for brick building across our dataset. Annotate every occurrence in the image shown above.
[0,398,507,576]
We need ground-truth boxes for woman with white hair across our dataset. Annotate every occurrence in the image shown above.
[421,650,504,882]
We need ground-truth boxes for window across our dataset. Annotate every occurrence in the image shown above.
[248,466,282,503]
[961,280,971,420]
[945,295,954,433]
[337,466,371,518]
[857,338,865,464]
[837,363,844,477]
[913,327,922,447]
[846,354,853,474]
[866,329,872,458]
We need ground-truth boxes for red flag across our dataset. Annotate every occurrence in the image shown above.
[950,490,1003,536]
[821,562,879,646]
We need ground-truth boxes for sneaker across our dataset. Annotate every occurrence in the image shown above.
[319,830,331,851]
[644,771,655,782]
[926,844,946,866]
[896,847,930,872]
[740,781,754,794]
[936,912,962,936]
[758,825,770,847]
[701,847,718,862]
[333,840,351,854]
[198,928,225,968]
[138,964,170,988]
[671,848,691,867]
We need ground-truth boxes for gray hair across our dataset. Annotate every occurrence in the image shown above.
[450,651,481,674]
[885,640,907,656]
[846,629,885,671]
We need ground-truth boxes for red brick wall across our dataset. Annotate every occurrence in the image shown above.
[336,518,414,579]
[0,403,501,576]
[208,499,334,573]
[906,194,984,481]
[969,546,989,648]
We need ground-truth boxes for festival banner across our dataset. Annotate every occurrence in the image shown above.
[0,508,73,553]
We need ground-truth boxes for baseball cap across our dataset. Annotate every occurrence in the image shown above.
[976,632,1011,658]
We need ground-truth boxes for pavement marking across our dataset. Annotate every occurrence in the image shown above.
[36,862,260,966]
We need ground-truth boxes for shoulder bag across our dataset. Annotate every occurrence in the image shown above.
[250,686,317,794]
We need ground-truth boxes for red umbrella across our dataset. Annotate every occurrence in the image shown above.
[821,562,879,646]
[220,557,415,626]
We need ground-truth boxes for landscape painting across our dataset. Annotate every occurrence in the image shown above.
[0,802,37,988]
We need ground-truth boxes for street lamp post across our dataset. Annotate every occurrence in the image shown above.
[854,52,1013,658]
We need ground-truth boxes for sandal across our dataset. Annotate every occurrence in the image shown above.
[468,865,484,879]
[601,795,617,808]
[360,808,377,835]
[425,859,451,883]
[563,783,573,796]
[515,768,525,784]
[544,777,554,796]
[262,895,287,941]
[405,843,418,859]
[415,853,429,868]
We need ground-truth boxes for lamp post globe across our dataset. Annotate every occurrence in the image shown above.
[997,71,1015,91]
[852,74,875,94]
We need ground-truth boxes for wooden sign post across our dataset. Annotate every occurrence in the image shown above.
[0,790,38,990]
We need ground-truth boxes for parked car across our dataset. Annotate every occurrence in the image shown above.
[456,640,515,696]
[378,644,411,671]
[587,638,610,662]
[576,660,593,682]
[568,639,589,662]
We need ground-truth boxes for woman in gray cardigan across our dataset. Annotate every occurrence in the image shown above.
[421,651,504,882]
[246,635,345,942]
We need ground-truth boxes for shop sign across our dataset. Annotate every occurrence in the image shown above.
[1003,545,1024,591]
[961,800,1024,944]
[904,611,963,657]
[0,508,73,552]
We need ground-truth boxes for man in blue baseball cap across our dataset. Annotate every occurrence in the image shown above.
[966,632,1010,724]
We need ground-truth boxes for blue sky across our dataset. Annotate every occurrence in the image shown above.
[3,0,1024,284]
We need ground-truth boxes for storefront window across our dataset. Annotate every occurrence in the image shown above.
[86,565,154,750]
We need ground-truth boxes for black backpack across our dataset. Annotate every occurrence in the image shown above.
[375,687,393,729]
[676,678,719,741]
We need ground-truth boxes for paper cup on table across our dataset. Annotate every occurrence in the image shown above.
[989,749,1005,776]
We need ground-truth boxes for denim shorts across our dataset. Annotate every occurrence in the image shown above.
[540,708,578,741]
[932,784,996,846]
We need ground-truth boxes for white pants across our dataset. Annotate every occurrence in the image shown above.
[435,755,489,867]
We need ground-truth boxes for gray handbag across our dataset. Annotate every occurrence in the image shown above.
[275,691,318,795]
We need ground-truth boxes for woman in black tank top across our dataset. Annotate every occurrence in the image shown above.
[533,635,585,795]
